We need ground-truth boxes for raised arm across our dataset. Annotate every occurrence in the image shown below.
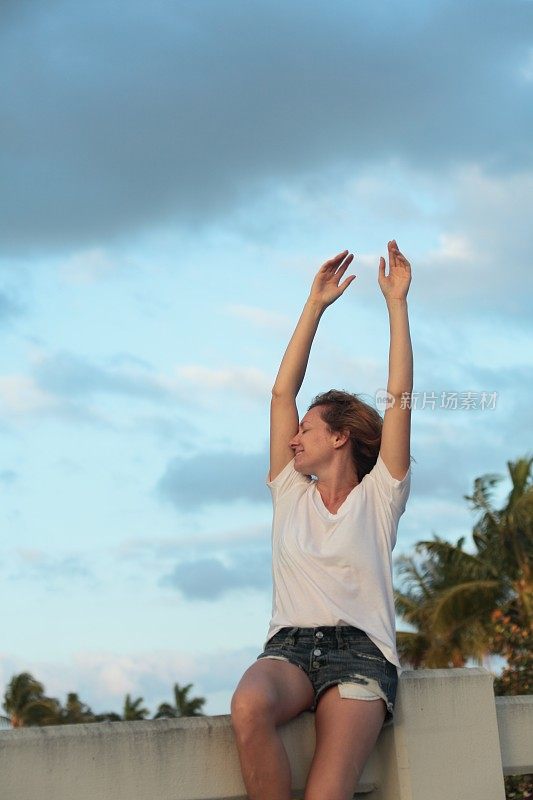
[378,240,413,481]
[269,250,355,481]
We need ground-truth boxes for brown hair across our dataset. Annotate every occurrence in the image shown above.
[308,389,382,482]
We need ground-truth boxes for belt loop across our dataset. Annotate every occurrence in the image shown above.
[335,625,344,649]
[288,626,299,643]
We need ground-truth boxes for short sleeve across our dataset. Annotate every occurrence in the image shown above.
[369,453,411,518]
[267,458,311,501]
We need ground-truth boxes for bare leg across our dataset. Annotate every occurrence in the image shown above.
[303,684,386,800]
[231,658,315,800]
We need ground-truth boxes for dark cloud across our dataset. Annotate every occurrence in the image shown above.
[159,550,271,599]
[1,349,198,437]
[1,0,531,253]
[33,351,172,401]
[157,449,268,509]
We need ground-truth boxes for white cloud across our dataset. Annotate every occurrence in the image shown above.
[175,365,270,401]
[225,304,290,334]
[0,646,253,718]
[0,375,59,416]
[116,524,269,560]
[428,233,474,261]
[59,248,125,284]
[520,47,533,81]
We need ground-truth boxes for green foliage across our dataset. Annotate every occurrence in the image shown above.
[154,683,206,718]
[491,611,532,697]
[395,455,532,672]
[395,456,533,799]
[2,674,205,727]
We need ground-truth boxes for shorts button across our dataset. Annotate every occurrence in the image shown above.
[313,648,321,656]
[312,661,320,668]
[315,631,323,638]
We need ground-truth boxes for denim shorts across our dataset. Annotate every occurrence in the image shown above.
[256,625,398,725]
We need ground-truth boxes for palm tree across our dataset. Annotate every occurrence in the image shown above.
[464,456,532,629]
[153,682,206,718]
[123,694,150,721]
[2,673,62,728]
[395,535,502,667]
[92,711,122,722]
[395,456,533,668]
[59,692,95,725]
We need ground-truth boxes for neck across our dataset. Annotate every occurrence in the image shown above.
[315,459,358,504]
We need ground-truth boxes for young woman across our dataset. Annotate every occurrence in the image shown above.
[231,241,413,800]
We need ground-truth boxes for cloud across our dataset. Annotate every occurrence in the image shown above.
[8,548,95,586]
[520,47,533,82]
[0,349,269,430]
[0,469,18,486]
[157,449,268,509]
[176,365,271,402]
[159,549,271,600]
[58,248,139,284]
[413,165,533,321]
[116,524,269,560]
[0,374,66,417]
[0,345,272,428]
[225,304,291,334]
[0,350,179,426]
[32,351,172,402]
[2,0,531,252]
[0,643,258,718]
[0,372,120,427]
[0,291,22,324]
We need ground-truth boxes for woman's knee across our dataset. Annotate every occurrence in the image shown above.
[231,681,278,737]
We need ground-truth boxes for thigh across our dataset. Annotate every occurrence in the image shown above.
[303,685,386,800]
[231,657,315,727]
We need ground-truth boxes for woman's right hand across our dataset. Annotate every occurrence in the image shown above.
[309,250,356,308]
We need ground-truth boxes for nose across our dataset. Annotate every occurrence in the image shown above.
[289,431,300,449]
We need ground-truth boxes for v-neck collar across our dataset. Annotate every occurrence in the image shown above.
[309,480,362,520]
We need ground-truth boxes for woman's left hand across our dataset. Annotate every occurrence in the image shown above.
[378,240,411,302]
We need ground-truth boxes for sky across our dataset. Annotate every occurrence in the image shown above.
[1,0,532,719]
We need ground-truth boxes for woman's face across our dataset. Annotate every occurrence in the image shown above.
[289,406,337,474]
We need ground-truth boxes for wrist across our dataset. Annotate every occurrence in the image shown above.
[305,296,327,315]
[386,297,408,311]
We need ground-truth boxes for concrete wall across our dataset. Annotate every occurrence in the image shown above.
[1,668,531,800]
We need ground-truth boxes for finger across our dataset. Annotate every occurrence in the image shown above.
[396,252,411,269]
[323,249,349,270]
[339,274,356,293]
[334,253,354,277]
[388,240,397,271]
[378,256,386,279]
[392,239,409,262]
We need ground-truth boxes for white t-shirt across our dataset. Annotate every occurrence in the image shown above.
[264,453,411,671]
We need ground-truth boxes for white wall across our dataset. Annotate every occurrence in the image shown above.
[1,668,531,800]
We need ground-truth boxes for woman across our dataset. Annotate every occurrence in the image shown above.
[231,240,413,800]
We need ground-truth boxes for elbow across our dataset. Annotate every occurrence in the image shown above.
[386,387,413,401]
[271,386,295,402]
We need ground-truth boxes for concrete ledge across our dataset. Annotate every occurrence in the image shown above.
[495,695,533,776]
[0,669,528,800]
[0,715,243,800]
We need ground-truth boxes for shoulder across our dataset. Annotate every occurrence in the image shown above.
[267,458,312,501]
[366,453,412,515]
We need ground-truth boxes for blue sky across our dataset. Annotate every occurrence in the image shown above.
[1,0,532,717]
